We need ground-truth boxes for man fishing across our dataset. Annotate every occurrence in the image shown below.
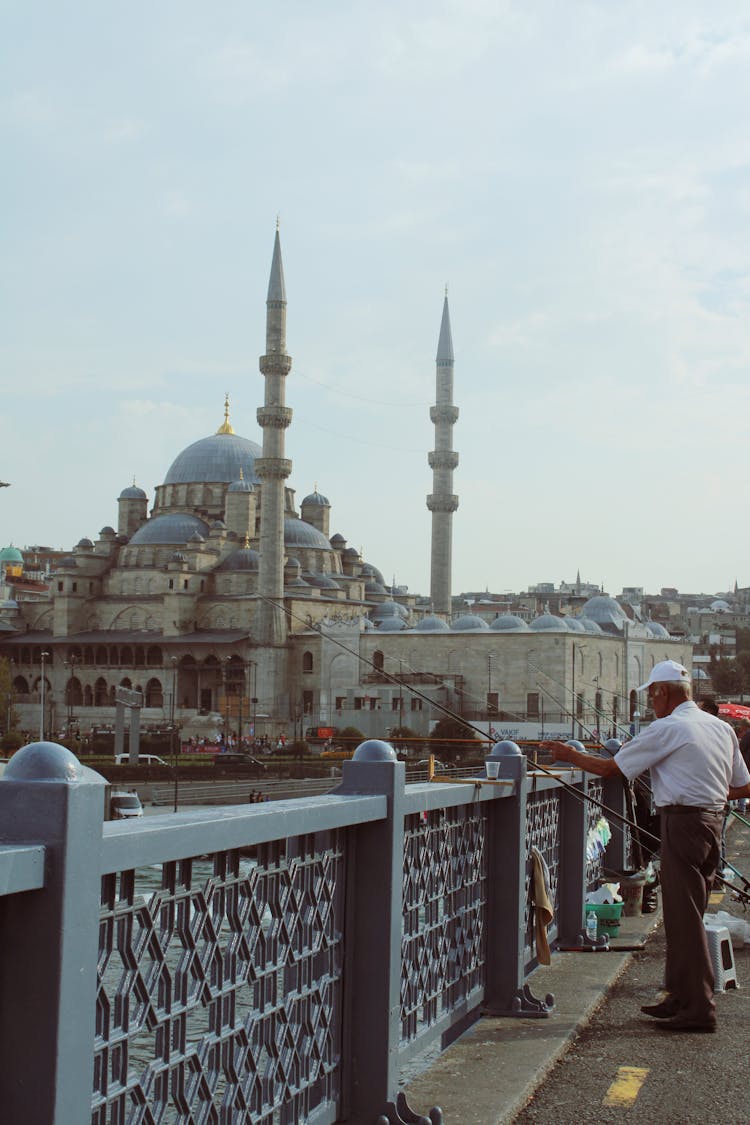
[543,659,750,1033]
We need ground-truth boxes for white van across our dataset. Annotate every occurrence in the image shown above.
[114,754,167,766]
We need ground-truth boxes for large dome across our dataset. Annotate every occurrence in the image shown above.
[580,595,628,635]
[164,432,262,486]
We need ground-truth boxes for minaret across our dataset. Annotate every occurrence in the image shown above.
[427,290,458,615]
[255,226,292,645]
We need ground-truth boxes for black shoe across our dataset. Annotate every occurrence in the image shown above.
[641,1000,678,1019]
[656,1015,716,1033]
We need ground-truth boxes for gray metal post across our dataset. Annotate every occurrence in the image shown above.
[335,740,406,1122]
[483,741,529,1015]
[114,700,125,758]
[0,742,106,1124]
[557,774,589,945]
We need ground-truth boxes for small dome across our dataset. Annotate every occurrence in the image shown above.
[284,518,334,550]
[577,616,604,635]
[304,572,340,589]
[129,513,210,546]
[365,580,387,596]
[217,547,260,572]
[378,617,407,631]
[210,519,226,530]
[452,614,490,631]
[489,614,529,632]
[302,489,330,507]
[564,617,586,632]
[76,538,94,550]
[530,613,569,632]
[343,547,360,558]
[646,621,671,639]
[413,614,450,632]
[361,562,386,585]
[189,531,205,544]
[0,546,24,565]
[710,599,730,612]
[371,600,409,621]
[119,484,147,500]
[330,533,346,547]
[99,526,116,537]
[227,476,254,494]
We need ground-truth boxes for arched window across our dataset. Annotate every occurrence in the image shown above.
[84,684,93,707]
[12,675,29,694]
[302,651,314,673]
[67,678,83,706]
[145,678,163,708]
[94,678,108,707]
[134,646,145,667]
[120,677,132,690]
[373,650,384,672]
[83,646,94,666]
[97,646,108,666]
[121,646,133,667]
[147,646,162,667]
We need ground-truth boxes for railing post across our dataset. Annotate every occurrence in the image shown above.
[483,741,530,1014]
[557,772,589,945]
[0,742,106,1125]
[335,739,407,1122]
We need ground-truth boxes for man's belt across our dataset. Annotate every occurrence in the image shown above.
[657,804,724,815]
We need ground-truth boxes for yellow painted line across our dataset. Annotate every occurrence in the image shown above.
[603,1066,649,1107]
[709,891,724,906]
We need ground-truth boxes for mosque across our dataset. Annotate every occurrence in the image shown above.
[0,231,690,745]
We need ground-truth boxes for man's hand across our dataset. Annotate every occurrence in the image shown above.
[541,741,573,762]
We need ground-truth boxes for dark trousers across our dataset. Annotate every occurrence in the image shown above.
[661,810,722,1019]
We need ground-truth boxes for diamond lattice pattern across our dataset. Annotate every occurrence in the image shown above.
[93,831,344,1124]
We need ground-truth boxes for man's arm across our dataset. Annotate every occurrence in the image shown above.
[729,782,750,801]
[540,741,623,778]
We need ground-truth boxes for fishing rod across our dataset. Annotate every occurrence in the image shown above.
[255,594,657,835]
[254,593,750,904]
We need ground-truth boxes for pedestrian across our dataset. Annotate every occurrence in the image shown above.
[543,659,750,1033]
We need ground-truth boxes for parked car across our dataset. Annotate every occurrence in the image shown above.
[414,758,446,772]
[114,754,168,766]
[212,752,267,776]
[109,791,144,819]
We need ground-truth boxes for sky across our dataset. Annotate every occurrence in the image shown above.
[3,2,750,601]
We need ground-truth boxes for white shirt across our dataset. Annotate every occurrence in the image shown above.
[615,700,750,809]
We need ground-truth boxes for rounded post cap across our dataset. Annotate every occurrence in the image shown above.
[352,739,397,762]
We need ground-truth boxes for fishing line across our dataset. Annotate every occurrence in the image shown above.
[254,593,750,902]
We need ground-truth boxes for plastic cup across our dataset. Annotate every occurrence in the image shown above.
[485,759,500,780]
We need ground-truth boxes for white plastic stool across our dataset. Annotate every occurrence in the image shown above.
[704,923,739,992]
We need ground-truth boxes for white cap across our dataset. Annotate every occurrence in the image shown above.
[637,659,691,692]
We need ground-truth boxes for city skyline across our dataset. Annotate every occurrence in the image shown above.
[3,3,750,599]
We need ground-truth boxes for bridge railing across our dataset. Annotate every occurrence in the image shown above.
[0,739,627,1125]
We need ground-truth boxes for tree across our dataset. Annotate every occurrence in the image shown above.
[428,716,481,762]
[338,726,365,749]
[710,658,742,696]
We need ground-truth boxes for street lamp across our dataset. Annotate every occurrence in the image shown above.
[64,653,79,734]
[39,651,50,741]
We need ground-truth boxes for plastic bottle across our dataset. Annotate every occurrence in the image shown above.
[585,910,598,941]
